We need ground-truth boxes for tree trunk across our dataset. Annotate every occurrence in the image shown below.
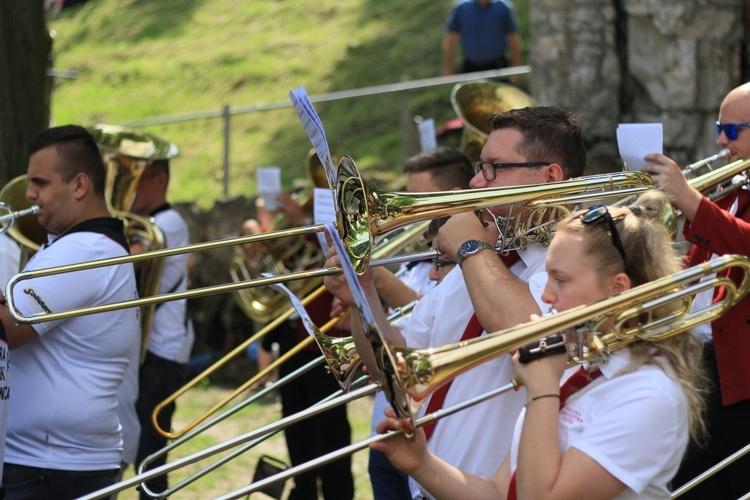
[0,2,52,184]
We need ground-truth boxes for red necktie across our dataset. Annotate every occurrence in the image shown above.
[507,365,603,499]
[422,251,521,439]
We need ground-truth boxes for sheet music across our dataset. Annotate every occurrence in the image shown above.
[616,123,663,171]
[264,276,320,339]
[289,86,337,189]
[256,167,281,211]
[314,187,337,253]
[418,118,437,152]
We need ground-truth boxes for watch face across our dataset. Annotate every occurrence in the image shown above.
[460,240,481,254]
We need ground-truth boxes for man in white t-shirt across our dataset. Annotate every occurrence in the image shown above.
[325,107,586,498]
[365,147,474,499]
[0,125,139,499]
[130,157,193,499]
[0,233,20,492]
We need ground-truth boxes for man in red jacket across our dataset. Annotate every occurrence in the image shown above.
[643,82,750,498]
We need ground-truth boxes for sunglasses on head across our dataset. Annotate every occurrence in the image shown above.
[579,205,628,273]
[715,121,750,141]
[472,161,551,181]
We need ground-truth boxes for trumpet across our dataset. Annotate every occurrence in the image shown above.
[4,155,656,326]
[681,148,731,177]
[81,254,750,500]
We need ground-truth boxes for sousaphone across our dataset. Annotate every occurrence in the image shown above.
[89,124,176,362]
[450,80,536,162]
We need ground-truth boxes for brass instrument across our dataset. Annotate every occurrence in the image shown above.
[89,123,175,362]
[0,203,40,236]
[76,255,750,500]
[687,156,750,203]
[370,254,750,426]
[5,156,657,325]
[153,221,428,440]
[0,176,48,265]
[231,149,334,323]
[450,80,535,162]
[681,148,730,177]
[135,301,417,498]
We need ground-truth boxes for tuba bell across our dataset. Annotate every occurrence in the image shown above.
[450,80,536,162]
[230,148,334,323]
[89,124,175,361]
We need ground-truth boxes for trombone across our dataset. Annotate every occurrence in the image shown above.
[151,221,428,440]
[0,203,39,236]
[80,254,750,500]
[4,155,656,325]
[137,302,416,498]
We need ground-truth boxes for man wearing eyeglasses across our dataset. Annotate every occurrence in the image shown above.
[642,82,750,499]
[325,106,586,499]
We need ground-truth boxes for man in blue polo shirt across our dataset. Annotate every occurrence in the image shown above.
[442,0,521,76]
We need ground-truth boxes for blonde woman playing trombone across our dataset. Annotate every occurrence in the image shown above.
[373,190,708,499]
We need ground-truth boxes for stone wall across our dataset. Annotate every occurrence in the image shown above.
[530,0,749,171]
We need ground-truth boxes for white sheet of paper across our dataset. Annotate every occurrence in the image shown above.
[314,187,336,253]
[256,167,281,211]
[418,118,437,152]
[616,123,663,171]
[264,275,319,339]
[289,86,337,189]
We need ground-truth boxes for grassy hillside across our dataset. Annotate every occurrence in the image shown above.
[49,0,529,207]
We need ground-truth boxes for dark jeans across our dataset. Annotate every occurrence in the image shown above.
[671,342,750,498]
[134,351,186,500]
[2,463,117,500]
[368,449,411,499]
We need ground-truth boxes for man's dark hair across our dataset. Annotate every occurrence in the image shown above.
[488,106,586,179]
[25,125,107,196]
[403,147,473,190]
[146,158,170,183]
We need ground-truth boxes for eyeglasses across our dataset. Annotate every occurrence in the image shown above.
[472,161,551,181]
[579,205,628,272]
[715,121,750,141]
[432,258,456,271]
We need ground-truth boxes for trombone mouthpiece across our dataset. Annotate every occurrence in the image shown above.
[0,205,40,224]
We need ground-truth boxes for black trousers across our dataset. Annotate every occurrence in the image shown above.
[279,349,354,500]
[461,56,509,74]
[134,351,187,500]
[2,463,117,500]
[671,342,750,498]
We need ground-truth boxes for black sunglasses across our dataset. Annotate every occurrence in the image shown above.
[472,161,551,181]
[715,121,750,141]
[579,205,628,272]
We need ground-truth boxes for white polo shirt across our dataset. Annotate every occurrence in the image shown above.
[146,208,193,363]
[510,349,688,499]
[5,221,139,471]
[394,244,549,499]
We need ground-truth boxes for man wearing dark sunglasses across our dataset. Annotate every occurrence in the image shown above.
[642,82,750,499]
[325,106,587,499]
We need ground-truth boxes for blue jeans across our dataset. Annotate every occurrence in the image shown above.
[2,463,118,499]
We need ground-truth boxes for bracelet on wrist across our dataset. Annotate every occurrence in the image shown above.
[528,393,560,404]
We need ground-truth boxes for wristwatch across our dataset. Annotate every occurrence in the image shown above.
[456,240,493,267]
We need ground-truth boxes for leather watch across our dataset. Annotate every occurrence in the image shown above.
[456,239,493,267]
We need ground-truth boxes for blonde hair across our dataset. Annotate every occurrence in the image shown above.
[557,190,708,445]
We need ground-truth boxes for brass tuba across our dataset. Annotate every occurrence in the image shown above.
[230,149,334,323]
[450,80,536,162]
[88,124,174,361]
